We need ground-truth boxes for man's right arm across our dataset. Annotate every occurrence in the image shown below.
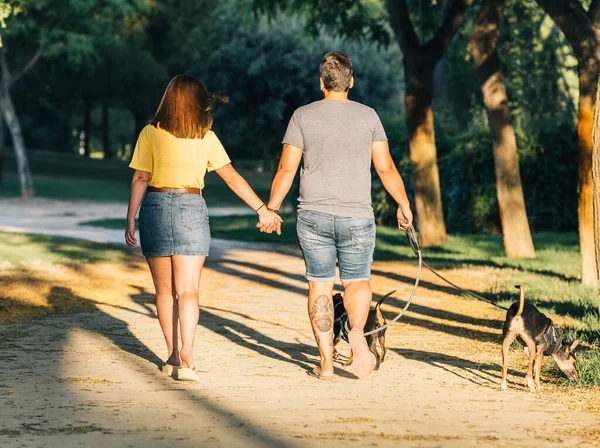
[264,144,303,232]
[372,140,413,230]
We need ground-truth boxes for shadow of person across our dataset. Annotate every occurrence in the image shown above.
[199,308,356,379]
[46,286,164,369]
[128,284,158,319]
[199,308,313,369]
[393,347,528,390]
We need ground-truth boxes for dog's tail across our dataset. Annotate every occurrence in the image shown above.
[375,290,396,324]
[514,285,525,316]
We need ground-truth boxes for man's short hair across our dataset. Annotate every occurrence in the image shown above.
[319,51,353,92]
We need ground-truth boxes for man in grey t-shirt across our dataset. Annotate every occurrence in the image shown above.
[265,51,413,379]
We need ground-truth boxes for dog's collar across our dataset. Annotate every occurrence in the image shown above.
[536,321,563,356]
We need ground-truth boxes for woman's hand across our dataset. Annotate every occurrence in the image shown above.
[397,204,413,231]
[125,219,138,248]
[256,208,283,235]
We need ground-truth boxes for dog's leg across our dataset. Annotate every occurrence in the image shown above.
[501,331,518,390]
[534,345,545,390]
[343,351,353,366]
[378,332,386,363]
[368,337,380,371]
[521,334,538,392]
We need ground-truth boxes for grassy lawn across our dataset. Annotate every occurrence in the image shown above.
[0,232,151,324]
[1,151,272,206]
[0,232,136,268]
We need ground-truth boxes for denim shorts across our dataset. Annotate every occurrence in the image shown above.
[296,210,376,283]
[139,192,210,257]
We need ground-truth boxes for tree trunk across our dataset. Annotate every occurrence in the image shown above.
[84,99,92,157]
[0,86,34,198]
[593,73,600,313]
[405,61,447,246]
[578,60,598,286]
[535,0,600,285]
[468,0,535,258]
[102,101,112,159]
[387,0,473,247]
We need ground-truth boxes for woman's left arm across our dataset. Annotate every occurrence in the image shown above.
[215,163,283,234]
[125,169,150,248]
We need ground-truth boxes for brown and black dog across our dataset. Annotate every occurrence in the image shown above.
[501,285,579,392]
[333,291,393,371]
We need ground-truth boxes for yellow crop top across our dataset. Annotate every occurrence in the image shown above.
[128,125,231,189]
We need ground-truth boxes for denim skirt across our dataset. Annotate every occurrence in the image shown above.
[139,192,210,257]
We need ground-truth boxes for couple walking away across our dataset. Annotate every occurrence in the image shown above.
[125,51,413,381]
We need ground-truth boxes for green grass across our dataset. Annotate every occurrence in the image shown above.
[1,150,272,205]
[0,232,136,270]
[544,348,600,388]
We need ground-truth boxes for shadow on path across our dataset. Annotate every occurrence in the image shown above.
[393,347,528,391]
[207,259,502,343]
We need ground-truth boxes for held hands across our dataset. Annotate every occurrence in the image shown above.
[256,207,283,235]
[125,220,138,248]
[397,204,413,231]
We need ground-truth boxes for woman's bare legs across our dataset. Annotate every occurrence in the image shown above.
[147,256,180,366]
[172,255,205,369]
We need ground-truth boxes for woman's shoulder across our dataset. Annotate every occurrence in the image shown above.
[140,124,158,137]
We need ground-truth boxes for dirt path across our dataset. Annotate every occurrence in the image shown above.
[1,200,600,447]
[0,197,255,243]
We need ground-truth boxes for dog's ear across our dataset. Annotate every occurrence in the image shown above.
[570,339,580,351]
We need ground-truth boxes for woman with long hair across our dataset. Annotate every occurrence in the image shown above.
[125,74,281,381]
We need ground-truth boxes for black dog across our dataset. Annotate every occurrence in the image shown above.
[501,285,579,392]
[333,291,393,370]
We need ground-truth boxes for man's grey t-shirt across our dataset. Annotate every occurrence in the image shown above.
[282,100,387,218]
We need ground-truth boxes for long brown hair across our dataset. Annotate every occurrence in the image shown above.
[151,74,228,139]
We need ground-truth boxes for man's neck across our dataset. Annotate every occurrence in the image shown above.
[322,90,349,101]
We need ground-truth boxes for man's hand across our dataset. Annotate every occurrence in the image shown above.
[256,208,283,235]
[125,220,137,248]
[397,204,413,231]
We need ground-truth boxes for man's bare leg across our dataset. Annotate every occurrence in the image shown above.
[342,280,374,378]
[342,280,372,330]
[308,280,335,377]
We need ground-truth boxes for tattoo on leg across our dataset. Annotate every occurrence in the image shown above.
[311,295,333,332]
[310,294,333,347]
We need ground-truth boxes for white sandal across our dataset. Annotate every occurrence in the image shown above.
[177,366,199,381]
[161,362,181,376]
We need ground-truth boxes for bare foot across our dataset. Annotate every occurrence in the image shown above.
[180,345,194,369]
[348,328,374,379]
[319,360,334,377]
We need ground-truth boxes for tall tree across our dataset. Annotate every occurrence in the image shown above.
[593,73,600,314]
[536,0,600,285]
[467,0,535,258]
[0,47,39,197]
[253,0,474,246]
[388,0,473,246]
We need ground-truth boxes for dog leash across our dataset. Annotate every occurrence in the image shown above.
[363,226,422,336]
[362,225,507,337]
